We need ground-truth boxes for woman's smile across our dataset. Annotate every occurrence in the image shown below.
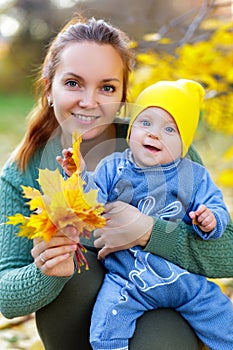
[71,112,101,124]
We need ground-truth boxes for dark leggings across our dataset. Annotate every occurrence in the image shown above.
[36,250,204,350]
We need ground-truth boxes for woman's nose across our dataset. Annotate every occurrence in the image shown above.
[78,90,98,108]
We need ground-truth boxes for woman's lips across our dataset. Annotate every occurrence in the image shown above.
[71,113,100,124]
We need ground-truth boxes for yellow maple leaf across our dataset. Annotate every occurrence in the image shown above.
[6,132,106,271]
[37,168,64,198]
[29,213,57,241]
[6,213,27,226]
[6,214,37,239]
[72,131,82,173]
[66,130,82,174]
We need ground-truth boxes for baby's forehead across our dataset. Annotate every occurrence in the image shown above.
[135,106,176,123]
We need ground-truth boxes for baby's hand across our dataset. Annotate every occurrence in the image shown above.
[56,147,75,177]
[189,204,216,232]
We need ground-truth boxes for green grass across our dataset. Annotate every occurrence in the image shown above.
[0,94,34,168]
[0,94,34,133]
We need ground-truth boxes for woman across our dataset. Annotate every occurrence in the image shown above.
[0,15,232,350]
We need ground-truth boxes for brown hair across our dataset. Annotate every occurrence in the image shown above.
[14,15,135,170]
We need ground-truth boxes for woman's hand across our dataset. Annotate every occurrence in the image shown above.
[31,228,78,277]
[94,201,154,260]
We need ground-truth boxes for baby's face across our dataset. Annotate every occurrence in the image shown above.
[129,107,182,167]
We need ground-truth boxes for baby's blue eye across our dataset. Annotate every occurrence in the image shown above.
[165,126,175,133]
[141,120,151,127]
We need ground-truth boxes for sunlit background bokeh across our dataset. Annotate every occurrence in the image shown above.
[0,1,232,349]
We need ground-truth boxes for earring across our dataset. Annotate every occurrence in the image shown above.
[116,103,123,117]
[47,97,54,107]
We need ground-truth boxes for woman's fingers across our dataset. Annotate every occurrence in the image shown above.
[33,243,77,263]
[31,233,78,276]
[62,225,80,242]
[35,250,75,275]
[32,235,76,257]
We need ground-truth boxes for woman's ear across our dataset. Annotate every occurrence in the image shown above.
[44,79,53,107]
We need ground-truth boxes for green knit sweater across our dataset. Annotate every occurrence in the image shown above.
[0,130,233,319]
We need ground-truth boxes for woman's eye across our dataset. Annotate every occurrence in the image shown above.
[66,80,78,88]
[102,85,115,93]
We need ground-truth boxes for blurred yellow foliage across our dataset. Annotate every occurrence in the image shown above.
[30,340,44,350]
[129,20,233,189]
[223,145,233,161]
[217,170,233,187]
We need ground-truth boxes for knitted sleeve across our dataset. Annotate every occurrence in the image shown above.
[145,219,233,278]
[0,159,72,319]
[144,145,233,278]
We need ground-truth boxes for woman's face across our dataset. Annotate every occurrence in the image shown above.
[49,41,124,141]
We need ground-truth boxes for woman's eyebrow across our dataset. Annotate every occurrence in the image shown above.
[102,78,121,83]
[62,72,83,79]
[62,73,121,84]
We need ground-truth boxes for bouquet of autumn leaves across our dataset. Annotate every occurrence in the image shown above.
[6,132,106,272]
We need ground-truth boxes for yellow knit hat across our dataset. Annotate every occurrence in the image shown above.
[127,79,205,157]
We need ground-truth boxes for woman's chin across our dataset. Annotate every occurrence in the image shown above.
[80,125,109,141]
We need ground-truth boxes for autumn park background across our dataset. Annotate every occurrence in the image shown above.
[0,0,233,349]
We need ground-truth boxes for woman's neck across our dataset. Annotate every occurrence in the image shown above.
[81,124,116,171]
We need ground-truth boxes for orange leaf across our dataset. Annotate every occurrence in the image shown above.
[72,131,82,173]
[5,131,106,270]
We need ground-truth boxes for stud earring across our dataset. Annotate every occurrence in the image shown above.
[47,97,54,107]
